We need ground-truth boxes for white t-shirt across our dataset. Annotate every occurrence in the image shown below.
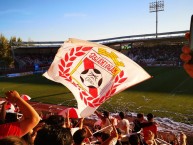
[117,118,130,134]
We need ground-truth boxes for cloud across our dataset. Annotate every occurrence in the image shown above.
[64,12,87,18]
[0,9,30,15]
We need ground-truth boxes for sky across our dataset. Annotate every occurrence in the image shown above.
[0,0,193,41]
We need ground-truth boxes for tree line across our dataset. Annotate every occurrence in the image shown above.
[0,34,22,69]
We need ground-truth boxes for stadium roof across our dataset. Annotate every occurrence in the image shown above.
[12,30,188,49]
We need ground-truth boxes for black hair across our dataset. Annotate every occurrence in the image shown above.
[93,132,110,142]
[34,125,72,145]
[45,115,65,127]
[0,136,26,145]
[103,111,109,118]
[73,128,87,144]
[137,113,144,119]
[147,113,154,121]
[129,134,140,145]
[119,112,125,119]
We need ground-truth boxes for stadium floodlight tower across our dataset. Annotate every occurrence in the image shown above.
[149,0,164,39]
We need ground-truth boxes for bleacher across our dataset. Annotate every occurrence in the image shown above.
[9,30,188,73]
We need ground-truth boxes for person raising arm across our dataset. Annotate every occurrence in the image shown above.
[101,117,118,145]
[0,90,40,138]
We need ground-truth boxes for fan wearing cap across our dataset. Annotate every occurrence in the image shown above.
[0,90,40,139]
[0,101,21,125]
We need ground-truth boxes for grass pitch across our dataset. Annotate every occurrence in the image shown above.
[1,67,193,124]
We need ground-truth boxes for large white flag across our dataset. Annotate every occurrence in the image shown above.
[43,38,151,117]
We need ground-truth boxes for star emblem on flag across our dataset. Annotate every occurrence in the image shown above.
[43,38,151,117]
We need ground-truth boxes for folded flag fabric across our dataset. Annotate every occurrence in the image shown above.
[43,38,151,117]
[21,94,31,101]
[58,107,80,118]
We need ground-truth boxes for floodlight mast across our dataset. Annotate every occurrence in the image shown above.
[149,0,164,39]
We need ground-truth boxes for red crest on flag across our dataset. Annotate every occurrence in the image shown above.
[43,38,151,117]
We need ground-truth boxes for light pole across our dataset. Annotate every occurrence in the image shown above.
[149,0,164,38]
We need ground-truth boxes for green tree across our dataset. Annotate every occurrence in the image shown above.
[0,34,22,69]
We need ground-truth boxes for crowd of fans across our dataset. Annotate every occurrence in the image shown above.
[12,44,183,71]
[124,44,183,67]
[14,53,55,70]
[0,90,188,145]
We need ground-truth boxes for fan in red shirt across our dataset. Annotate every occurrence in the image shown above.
[142,113,158,144]
[0,90,40,139]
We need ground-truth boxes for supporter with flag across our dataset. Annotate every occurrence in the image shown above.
[43,38,151,117]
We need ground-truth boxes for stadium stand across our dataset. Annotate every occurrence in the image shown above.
[0,30,188,78]
[10,30,188,73]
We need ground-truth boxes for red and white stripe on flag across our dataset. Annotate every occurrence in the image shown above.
[43,38,151,117]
